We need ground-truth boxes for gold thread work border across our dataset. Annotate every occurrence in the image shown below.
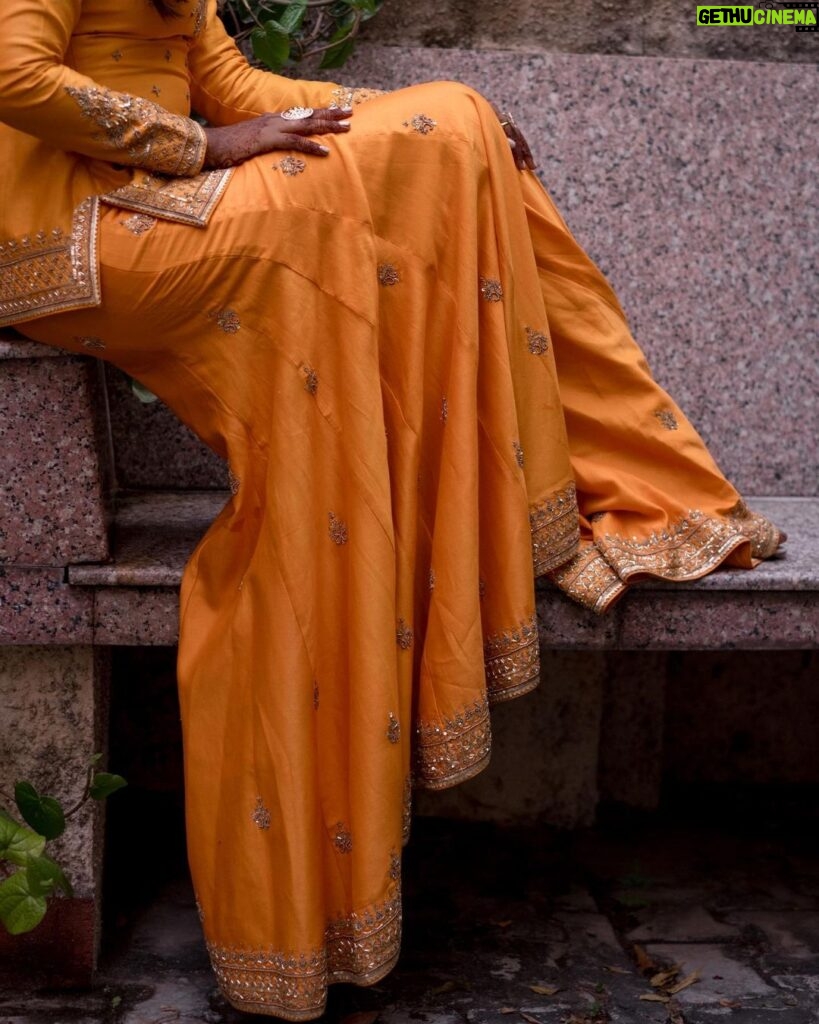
[530,481,581,576]
[413,695,491,791]
[101,167,233,227]
[484,613,540,703]
[206,884,401,1020]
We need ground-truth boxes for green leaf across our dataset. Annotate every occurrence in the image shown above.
[89,772,128,801]
[88,752,104,765]
[251,23,291,71]
[319,24,356,69]
[130,377,159,404]
[0,872,48,934]
[279,0,307,33]
[14,782,66,841]
[0,817,46,867]
[27,854,73,899]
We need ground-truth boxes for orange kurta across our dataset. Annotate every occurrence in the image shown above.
[1,1,783,1019]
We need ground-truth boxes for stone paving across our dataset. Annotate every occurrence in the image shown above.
[1,791,818,1024]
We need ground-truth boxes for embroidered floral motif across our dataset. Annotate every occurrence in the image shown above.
[654,409,679,430]
[301,365,318,394]
[164,49,172,61]
[207,886,401,1018]
[441,396,448,422]
[122,212,157,236]
[0,199,100,328]
[428,568,436,591]
[725,499,782,559]
[313,679,320,710]
[102,168,232,227]
[530,481,581,576]
[403,114,437,135]
[512,440,525,468]
[111,49,123,62]
[484,614,540,702]
[414,696,491,790]
[228,468,241,495]
[64,85,205,175]
[526,326,550,355]
[402,774,413,845]
[252,796,271,830]
[74,335,106,350]
[377,263,400,286]
[396,619,413,650]
[330,86,388,108]
[272,156,307,176]
[547,543,626,614]
[151,85,161,97]
[333,822,353,854]
[328,512,348,545]
[387,713,401,744]
[208,308,240,333]
[480,277,503,302]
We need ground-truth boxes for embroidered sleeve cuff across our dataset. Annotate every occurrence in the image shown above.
[176,118,208,176]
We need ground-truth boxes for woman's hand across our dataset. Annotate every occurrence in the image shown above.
[202,106,353,169]
[488,101,535,172]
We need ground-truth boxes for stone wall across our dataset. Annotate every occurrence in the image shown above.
[361,0,817,63]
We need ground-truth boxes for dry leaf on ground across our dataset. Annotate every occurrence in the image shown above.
[528,984,560,995]
[520,1012,543,1024]
[667,969,700,995]
[632,944,658,972]
[604,964,631,975]
[638,992,670,1003]
[649,967,680,987]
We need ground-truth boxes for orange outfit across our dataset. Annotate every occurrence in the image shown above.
[0,0,782,1018]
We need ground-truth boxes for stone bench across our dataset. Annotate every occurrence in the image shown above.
[1,45,815,985]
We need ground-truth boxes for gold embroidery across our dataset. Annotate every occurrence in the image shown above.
[272,156,307,176]
[530,481,581,576]
[151,85,161,97]
[122,212,157,235]
[396,619,413,650]
[403,113,437,134]
[402,774,412,845]
[228,468,241,495]
[547,543,626,614]
[330,86,388,108]
[725,498,782,559]
[414,696,491,790]
[333,822,353,854]
[194,891,205,922]
[164,49,172,62]
[74,335,106,350]
[484,615,540,702]
[480,276,503,302]
[428,568,436,591]
[526,326,549,355]
[328,512,348,545]
[597,509,753,583]
[64,85,206,176]
[111,49,123,62]
[389,849,401,882]
[588,511,606,524]
[209,308,240,333]
[654,409,679,430]
[313,679,320,710]
[302,365,318,394]
[512,440,525,468]
[387,713,401,744]
[377,263,400,286]
[0,198,100,328]
[191,0,207,35]
[207,886,401,1018]
[479,577,487,600]
[441,396,448,422]
[252,796,271,830]
[102,168,232,227]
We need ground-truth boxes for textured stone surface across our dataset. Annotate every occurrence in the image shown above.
[360,0,818,63]
[0,353,111,564]
[627,905,740,942]
[323,47,818,498]
[93,588,180,646]
[644,943,776,1004]
[414,650,606,827]
[0,567,94,644]
[105,364,227,491]
[0,646,110,898]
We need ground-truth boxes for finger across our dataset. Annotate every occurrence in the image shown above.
[284,118,352,136]
[313,105,354,120]
[508,137,525,170]
[284,135,332,157]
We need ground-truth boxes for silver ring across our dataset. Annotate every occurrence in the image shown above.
[281,106,314,121]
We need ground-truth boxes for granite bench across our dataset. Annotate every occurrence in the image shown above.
[1,45,815,984]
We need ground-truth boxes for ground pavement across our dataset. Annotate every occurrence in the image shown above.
[2,788,818,1024]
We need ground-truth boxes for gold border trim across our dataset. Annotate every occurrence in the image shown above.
[530,481,581,576]
[547,543,627,614]
[101,167,233,227]
[484,614,540,702]
[413,695,491,790]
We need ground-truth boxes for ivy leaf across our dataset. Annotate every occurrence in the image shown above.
[279,0,307,33]
[0,817,46,867]
[130,377,159,404]
[89,772,128,801]
[88,752,104,765]
[14,782,66,841]
[251,22,291,70]
[319,24,356,68]
[0,871,48,935]
[348,0,378,15]
[27,854,73,899]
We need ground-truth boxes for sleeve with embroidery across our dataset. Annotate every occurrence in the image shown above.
[0,0,206,176]
[188,0,388,126]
